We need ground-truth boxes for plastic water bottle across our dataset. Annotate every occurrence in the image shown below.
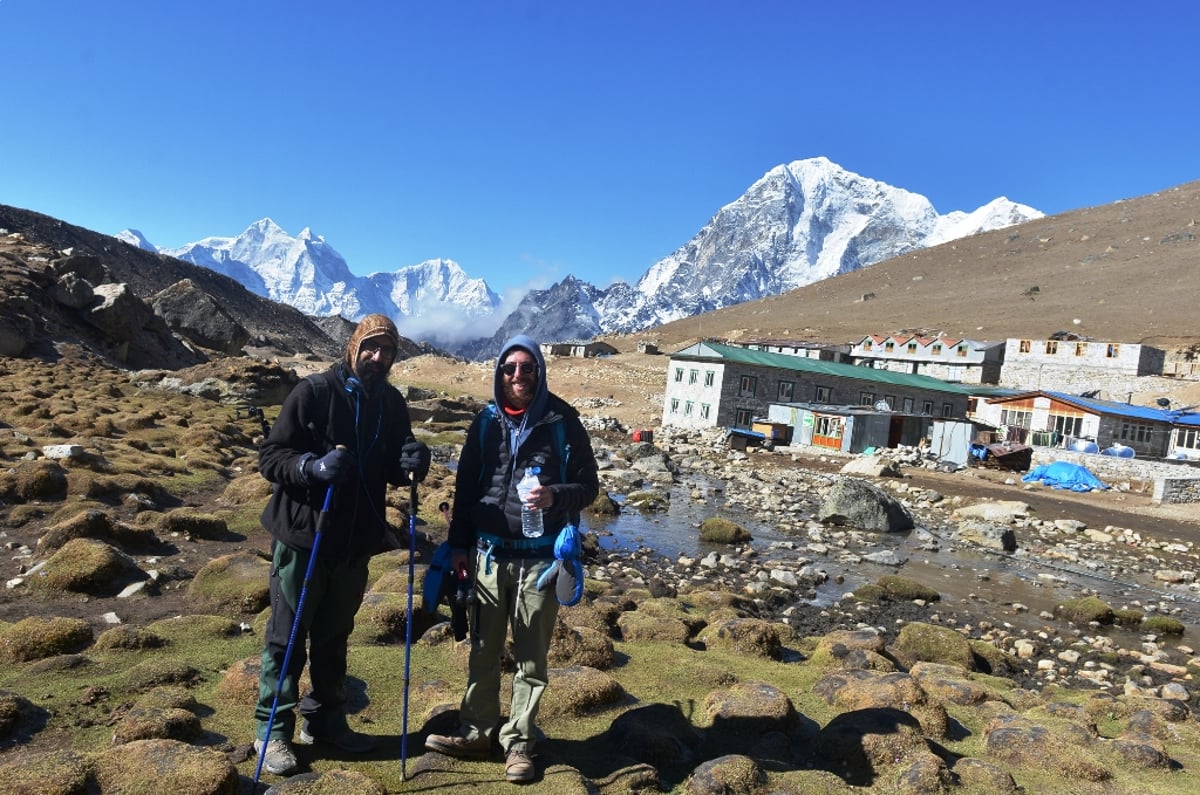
[516,466,544,538]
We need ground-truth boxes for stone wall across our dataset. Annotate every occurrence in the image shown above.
[1030,447,1200,504]
[1154,476,1200,504]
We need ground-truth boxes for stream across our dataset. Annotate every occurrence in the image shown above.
[587,472,1200,650]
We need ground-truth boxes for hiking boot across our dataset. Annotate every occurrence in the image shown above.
[253,738,298,776]
[505,749,535,783]
[297,726,377,754]
[424,731,491,759]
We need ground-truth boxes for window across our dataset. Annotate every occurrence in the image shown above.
[942,403,953,418]
[1019,340,1031,353]
[704,370,714,387]
[1106,344,1120,358]
[778,380,795,401]
[1075,342,1088,356]
[734,408,753,427]
[814,385,831,402]
[859,392,875,406]
[863,340,874,351]
[1176,427,1200,451]
[700,403,711,420]
[1117,422,1153,444]
[957,345,968,357]
[1000,408,1033,429]
[684,401,694,417]
[902,397,914,413]
[673,367,683,383]
[688,369,698,385]
[884,341,895,352]
[883,395,897,410]
[1050,414,1083,437]
[738,375,757,396]
[1045,340,1058,354]
[931,344,942,356]
[921,400,934,415]
[669,398,679,414]
[814,415,842,438]
[906,342,917,354]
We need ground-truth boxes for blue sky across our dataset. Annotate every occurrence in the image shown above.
[4,1,1197,299]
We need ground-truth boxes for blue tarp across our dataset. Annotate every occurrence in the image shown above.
[1021,461,1108,492]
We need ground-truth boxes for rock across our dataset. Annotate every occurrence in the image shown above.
[93,739,238,794]
[952,500,1033,523]
[818,478,914,532]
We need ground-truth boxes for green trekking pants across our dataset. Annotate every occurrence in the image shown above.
[459,552,559,753]
[254,541,369,741]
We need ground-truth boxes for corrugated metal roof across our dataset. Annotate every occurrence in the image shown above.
[671,341,984,396]
[1041,390,1190,424]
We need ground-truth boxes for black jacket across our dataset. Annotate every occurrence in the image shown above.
[449,393,599,552]
[258,363,415,560]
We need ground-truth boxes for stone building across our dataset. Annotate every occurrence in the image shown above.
[660,341,985,432]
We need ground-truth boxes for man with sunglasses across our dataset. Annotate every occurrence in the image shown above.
[425,334,599,783]
[253,314,431,775]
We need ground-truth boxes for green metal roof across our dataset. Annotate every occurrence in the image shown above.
[671,341,992,397]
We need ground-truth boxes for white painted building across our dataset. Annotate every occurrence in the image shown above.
[848,334,1004,384]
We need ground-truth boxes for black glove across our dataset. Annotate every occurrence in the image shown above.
[305,447,351,484]
[399,437,431,483]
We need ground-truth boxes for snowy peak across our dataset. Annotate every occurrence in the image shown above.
[114,229,157,252]
[615,157,1041,333]
[114,157,1042,359]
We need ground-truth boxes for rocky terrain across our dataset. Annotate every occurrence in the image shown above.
[0,341,1198,794]
[0,203,1198,793]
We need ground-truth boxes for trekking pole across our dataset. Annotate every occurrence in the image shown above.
[401,479,418,779]
[253,483,335,788]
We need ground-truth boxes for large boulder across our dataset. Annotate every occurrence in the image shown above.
[150,279,250,354]
[818,478,914,532]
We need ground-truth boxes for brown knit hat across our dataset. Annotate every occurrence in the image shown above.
[345,314,400,376]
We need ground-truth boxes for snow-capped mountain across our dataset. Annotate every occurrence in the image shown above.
[113,229,157,252]
[117,157,1041,359]
[596,157,1042,332]
[127,219,502,348]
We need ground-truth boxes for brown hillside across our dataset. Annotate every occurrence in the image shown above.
[614,179,1200,353]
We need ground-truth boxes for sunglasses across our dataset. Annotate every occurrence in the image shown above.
[361,341,396,357]
[501,361,538,376]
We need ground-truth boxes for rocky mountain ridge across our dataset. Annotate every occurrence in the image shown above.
[120,158,1040,359]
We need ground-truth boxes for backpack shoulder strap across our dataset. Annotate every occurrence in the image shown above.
[477,404,568,482]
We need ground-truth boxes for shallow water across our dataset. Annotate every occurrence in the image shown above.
[588,473,1200,649]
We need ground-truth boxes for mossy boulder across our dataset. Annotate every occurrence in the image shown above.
[0,460,69,503]
[876,575,941,602]
[94,626,168,652]
[0,616,93,663]
[698,517,752,544]
[1142,615,1186,635]
[617,611,691,644]
[893,621,976,671]
[93,739,238,795]
[111,705,203,745]
[1056,596,1115,626]
[0,748,90,795]
[186,551,271,614]
[34,538,142,595]
[549,623,616,670]
[541,665,626,717]
[701,618,785,660]
[158,509,229,541]
[36,508,115,554]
